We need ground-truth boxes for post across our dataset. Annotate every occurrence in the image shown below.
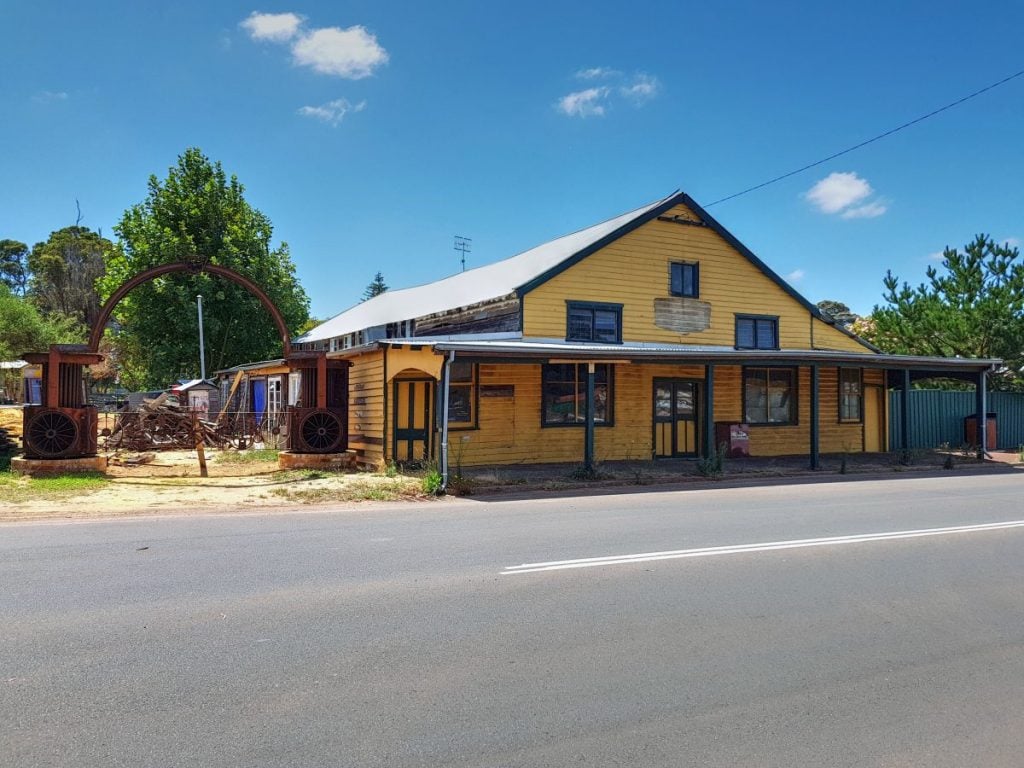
[440,352,453,489]
[584,362,596,472]
[197,295,206,381]
[809,365,820,470]
[703,364,715,459]
[976,369,988,459]
[192,410,208,478]
[900,369,911,450]
[316,353,327,409]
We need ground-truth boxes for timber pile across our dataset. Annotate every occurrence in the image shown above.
[104,394,232,451]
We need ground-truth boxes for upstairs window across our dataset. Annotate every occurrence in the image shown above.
[670,262,699,298]
[839,368,863,422]
[566,302,622,344]
[735,315,779,350]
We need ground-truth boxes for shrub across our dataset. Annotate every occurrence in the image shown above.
[697,443,728,478]
[421,467,444,495]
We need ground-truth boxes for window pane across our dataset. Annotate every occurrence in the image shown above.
[545,363,576,383]
[670,263,682,295]
[593,310,618,342]
[448,385,472,423]
[744,368,768,423]
[655,385,672,420]
[682,265,695,297]
[736,318,755,348]
[756,319,777,349]
[450,362,474,383]
[594,383,609,422]
[767,370,793,423]
[675,384,694,416]
[544,382,579,422]
[567,308,593,341]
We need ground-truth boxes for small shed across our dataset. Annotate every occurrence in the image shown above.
[172,379,221,419]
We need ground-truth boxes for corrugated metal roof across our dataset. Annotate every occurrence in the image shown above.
[294,194,676,343]
[422,338,1000,371]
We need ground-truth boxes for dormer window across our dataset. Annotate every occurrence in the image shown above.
[566,301,622,344]
[670,262,699,298]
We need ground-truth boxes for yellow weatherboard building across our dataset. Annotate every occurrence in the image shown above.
[291,191,997,476]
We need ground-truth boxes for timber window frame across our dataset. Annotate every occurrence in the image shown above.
[743,366,798,426]
[669,261,699,298]
[565,301,623,344]
[541,363,614,427]
[838,367,863,423]
[735,314,780,350]
[447,361,478,430]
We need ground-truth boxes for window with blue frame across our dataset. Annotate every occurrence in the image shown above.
[670,262,699,297]
[542,363,613,426]
[735,315,779,350]
[566,302,622,344]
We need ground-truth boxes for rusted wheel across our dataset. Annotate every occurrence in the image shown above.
[26,409,79,458]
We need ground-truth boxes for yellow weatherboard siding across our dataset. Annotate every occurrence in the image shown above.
[445,363,885,466]
[347,349,386,467]
[523,203,876,353]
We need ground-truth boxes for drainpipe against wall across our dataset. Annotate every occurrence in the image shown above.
[440,351,454,490]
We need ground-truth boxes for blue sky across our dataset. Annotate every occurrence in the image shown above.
[2,1,1022,320]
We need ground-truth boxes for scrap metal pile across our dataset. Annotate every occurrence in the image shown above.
[0,426,15,456]
[103,394,233,451]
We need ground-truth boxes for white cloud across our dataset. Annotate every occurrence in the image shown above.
[786,269,805,282]
[241,11,304,42]
[291,25,388,78]
[241,12,388,79]
[297,98,366,125]
[557,70,660,117]
[557,87,610,118]
[576,67,618,80]
[1003,236,1020,248]
[927,250,946,261]
[32,90,68,103]
[805,172,872,214]
[620,73,659,104]
[841,201,888,219]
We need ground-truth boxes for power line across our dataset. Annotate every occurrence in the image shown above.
[706,67,1024,207]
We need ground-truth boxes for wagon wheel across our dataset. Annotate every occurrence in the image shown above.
[300,410,342,452]
[26,410,79,458]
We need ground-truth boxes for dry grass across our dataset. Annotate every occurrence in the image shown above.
[0,470,110,504]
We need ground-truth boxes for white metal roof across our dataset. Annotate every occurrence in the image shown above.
[0,360,28,369]
[295,194,676,343]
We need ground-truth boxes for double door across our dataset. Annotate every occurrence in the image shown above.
[654,380,699,458]
[393,378,434,463]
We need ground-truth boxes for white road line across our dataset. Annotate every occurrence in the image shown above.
[501,519,1024,575]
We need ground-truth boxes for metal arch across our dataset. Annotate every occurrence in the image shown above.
[89,262,292,356]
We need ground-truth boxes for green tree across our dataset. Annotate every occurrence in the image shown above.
[362,271,388,301]
[0,239,29,296]
[864,235,1024,389]
[101,148,310,389]
[28,226,112,327]
[0,285,84,360]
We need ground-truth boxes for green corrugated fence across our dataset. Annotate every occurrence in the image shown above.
[888,390,1024,450]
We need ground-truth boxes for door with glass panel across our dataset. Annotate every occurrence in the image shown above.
[654,380,699,458]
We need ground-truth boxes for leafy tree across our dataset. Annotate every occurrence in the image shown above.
[0,239,29,296]
[101,148,310,389]
[863,235,1024,389]
[815,299,859,328]
[0,285,84,360]
[363,271,388,301]
[28,226,112,327]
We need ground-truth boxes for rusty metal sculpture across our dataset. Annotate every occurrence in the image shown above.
[23,261,348,461]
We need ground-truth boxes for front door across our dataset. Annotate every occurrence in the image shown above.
[654,380,699,458]
[863,384,884,452]
[393,379,434,463]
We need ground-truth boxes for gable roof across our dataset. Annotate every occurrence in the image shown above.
[295,193,679,343]
[296,190,875,352]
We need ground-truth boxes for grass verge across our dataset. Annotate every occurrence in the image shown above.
[268,477,424,504]
[0,470,110,504]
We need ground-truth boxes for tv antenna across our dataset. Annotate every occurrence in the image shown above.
[454,235,472,272]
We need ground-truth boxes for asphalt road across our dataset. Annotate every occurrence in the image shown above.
[4,472,1024,767]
